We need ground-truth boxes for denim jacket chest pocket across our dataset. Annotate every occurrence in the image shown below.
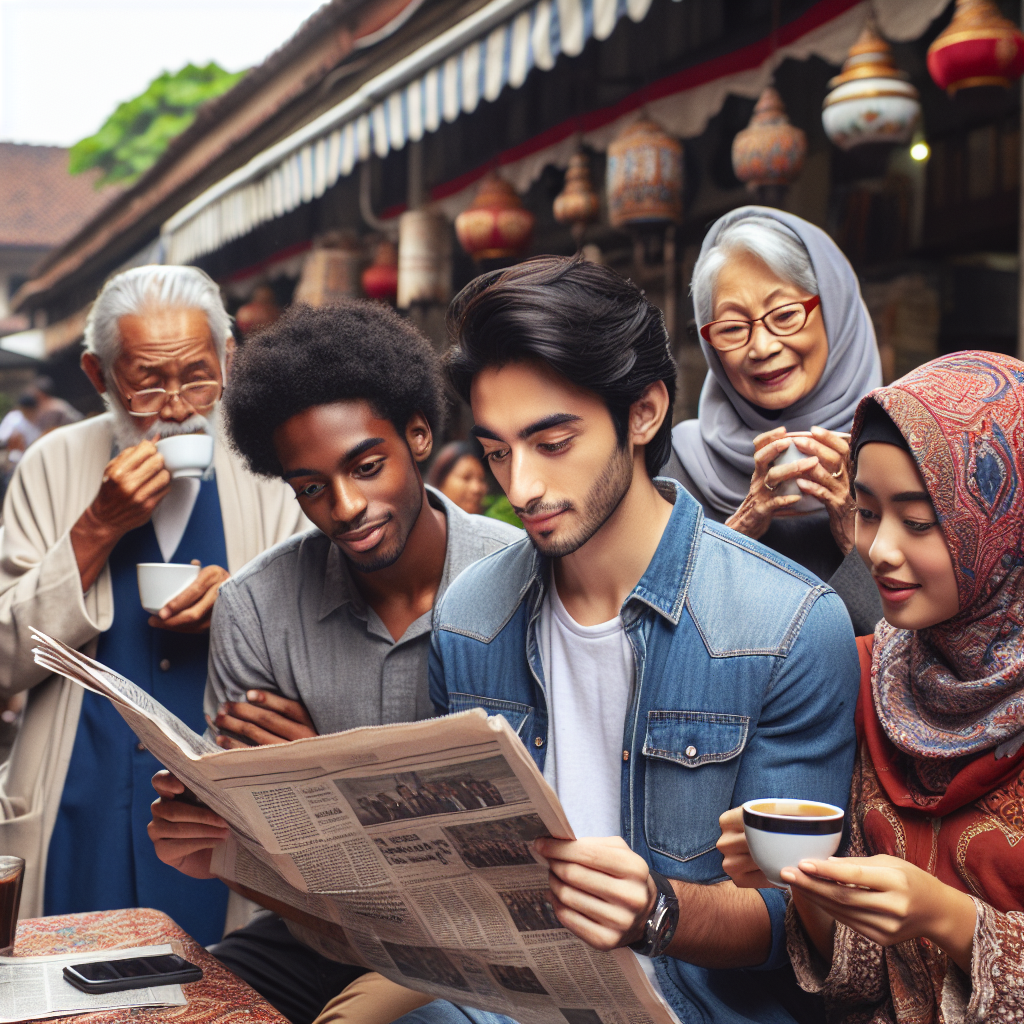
[642,710,749,864]
[448,692,534,738]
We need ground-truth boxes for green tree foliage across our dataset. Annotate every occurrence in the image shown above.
[69,62,246,188]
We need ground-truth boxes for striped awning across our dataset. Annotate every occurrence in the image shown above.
[163,0,655,266]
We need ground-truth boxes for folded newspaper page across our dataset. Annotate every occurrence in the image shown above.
[0,943,187,1022]
[32,630,676,1024]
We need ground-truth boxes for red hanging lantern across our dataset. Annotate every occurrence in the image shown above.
[928,0,1024,96]
[361,240,399,301]
[455,174,535,260]
[234,285,280,337]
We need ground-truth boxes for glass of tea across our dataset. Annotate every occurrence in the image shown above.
[0,856,25,956]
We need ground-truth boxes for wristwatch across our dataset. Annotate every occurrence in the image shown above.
[628,869,679,958]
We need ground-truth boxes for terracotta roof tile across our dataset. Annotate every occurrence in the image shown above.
[0,143,118,248]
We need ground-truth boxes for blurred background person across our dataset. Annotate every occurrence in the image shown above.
[31,376,83,434]
[427,440,487,515]
[664,206,883,634]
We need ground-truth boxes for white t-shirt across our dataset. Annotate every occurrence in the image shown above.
[540,580,679,1021]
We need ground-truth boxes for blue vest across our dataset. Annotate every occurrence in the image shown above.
[45,477,230,945]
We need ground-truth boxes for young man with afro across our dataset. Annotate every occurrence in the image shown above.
[148,300,520,1024]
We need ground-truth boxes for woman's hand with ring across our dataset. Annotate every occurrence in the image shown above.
[725,427,811,540]
[788,427,855,554]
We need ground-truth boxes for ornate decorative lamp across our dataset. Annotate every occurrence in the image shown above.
[294,233,363,306]
[454,174,535,260]
[553,152,601,246]
[606,118,683,227]
[732,87,807,205]
[821,23,920,150]
[361,239,399,301]
[927,0,1024,95]
[234,285,280,337]
[397,211,451,308]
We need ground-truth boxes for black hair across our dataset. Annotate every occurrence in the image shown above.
[17,391,38,409]
[224,300,446,478]
[446,255,676,477]
[427,440,482,489]
[32,376,55,396]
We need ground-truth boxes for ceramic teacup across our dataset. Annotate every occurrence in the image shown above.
[137,562,200,615]
[742,798,844,887]
[156,434,213,479]
[768,430,851,514]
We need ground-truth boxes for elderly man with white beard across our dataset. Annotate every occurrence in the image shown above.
[0,266,308,944]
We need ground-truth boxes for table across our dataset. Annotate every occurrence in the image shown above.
[13,907,288,1023]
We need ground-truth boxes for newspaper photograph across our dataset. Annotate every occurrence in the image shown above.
[31,629,677,1024]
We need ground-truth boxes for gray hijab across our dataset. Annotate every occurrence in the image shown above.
[672,206,881,515]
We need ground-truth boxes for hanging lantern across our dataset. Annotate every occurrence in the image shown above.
[732,87,807,192]
[234,285,280,337]
[361,239,399,301]
[553,152,601,245]
[821,23,920,151]
[397,210,451,308]
[294,233,363,306]
[454,174,535,260]
[927,0,1024,95]
[606,118,683,227]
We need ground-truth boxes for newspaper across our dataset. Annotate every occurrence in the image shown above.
[32,629,676,1024]
[0,943,187,1022]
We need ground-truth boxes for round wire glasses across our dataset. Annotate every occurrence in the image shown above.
[699,295,821,352]
[124,380,222,417]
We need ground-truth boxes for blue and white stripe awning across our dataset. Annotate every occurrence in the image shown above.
[163,0,654,265]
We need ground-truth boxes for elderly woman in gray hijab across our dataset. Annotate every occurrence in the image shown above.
[662,207,883,634]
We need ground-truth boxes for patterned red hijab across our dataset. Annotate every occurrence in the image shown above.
[851,352,1024,798]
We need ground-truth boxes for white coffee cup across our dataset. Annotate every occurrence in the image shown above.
[742,798,844,887]
[156,434,213,479]
[769,430,851,514]
[137,562,200,615]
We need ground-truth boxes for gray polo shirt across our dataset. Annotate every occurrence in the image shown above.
[205,486,520,735]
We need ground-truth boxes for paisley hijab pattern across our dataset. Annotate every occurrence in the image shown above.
[856,352,1024,796]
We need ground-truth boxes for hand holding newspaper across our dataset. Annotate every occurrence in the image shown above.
[31,629,677,1024]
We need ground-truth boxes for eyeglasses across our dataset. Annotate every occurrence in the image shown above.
[123,380,222,417]
[699,296,821,352]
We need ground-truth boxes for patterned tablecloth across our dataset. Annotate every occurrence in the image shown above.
[13,907,288,1023]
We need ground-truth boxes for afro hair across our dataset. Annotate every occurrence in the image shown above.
[224,300,446,478]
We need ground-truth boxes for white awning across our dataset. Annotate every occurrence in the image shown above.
[163,0,656,265]
[162,0,949,268]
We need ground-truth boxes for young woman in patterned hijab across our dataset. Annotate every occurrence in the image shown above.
[720,350,1024,1021]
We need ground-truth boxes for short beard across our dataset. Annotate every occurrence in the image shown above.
[105,391,218,455]
[518,443,634,558]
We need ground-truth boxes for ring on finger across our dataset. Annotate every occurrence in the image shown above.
[831,467,843,479]
[765,479,777,492]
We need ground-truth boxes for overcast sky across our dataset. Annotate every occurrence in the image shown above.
[0,0,326,147]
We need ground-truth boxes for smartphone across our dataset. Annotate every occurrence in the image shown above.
[63,953,203,994]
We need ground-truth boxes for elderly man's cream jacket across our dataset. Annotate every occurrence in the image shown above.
[0,413,309,921]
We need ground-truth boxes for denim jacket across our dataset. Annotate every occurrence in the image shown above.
[429,481,859,1024]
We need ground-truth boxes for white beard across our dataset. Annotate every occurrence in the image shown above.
[105,392,219,458]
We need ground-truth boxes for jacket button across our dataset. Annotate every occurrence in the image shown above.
[685,745,697,758]
[534,736,544,748]
[136,742,146,752]
[159,659,171,671]
[622,750,629,762]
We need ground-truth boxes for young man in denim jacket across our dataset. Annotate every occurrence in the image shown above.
[390,257,860,1024]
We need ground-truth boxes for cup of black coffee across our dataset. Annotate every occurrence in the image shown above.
[0,856,25,955]
[742,799,844,887]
